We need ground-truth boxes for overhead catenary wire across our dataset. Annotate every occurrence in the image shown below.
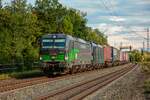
[103,0,147,38]
[98,0,148,49]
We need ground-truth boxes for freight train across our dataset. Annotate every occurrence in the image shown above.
[40,33,129,75]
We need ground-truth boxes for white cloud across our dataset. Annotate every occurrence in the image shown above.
[109,16,126,22]
[59,0,150,50]
[108,34,143,49]
[95,23,124,35]
[92,23,146,49]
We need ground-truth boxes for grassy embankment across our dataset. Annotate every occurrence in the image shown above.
[142,62,150,93]
[0,69,44,80]
[0,74,10,80]
[141,52,150,97]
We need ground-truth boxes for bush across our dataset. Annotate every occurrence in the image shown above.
[0,74,10,80]
[10,70,44,79]
[144,79,150,93]
[141,62,150,73]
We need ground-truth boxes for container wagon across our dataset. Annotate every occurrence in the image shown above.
[112,47,120,66]
[103,46,112,66]
[120,51,129,64]
[91,43,104,69]
[104,46,120,66]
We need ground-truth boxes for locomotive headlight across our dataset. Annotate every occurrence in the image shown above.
[53,35,56,38]
[65,56,68,60]
[40,57,42,60]
[75,54,78,59]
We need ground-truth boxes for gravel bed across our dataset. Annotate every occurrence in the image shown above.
[0,64,131,100]
[84,65,145,100]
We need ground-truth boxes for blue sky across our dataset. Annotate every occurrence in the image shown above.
[3,0,150,49]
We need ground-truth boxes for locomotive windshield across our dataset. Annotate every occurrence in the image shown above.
[42,39,53,48]
[42,38,65,49]
[54,39,65,48]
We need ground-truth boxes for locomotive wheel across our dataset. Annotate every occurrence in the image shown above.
[70,68,74,74]
[64,68,70,74]
[70,66,76,74]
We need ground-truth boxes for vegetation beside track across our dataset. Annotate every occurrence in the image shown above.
[10,70,44,79]
[141,62,150,73]
[0,74,10,80]
[143,65,150,96]
[0,63,42,80]
[141,52,150,73]
[144,78,150,93]
[0,69,44,80]
[140,52,150,97]
[129,51,150,96]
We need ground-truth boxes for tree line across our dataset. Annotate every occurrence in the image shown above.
[0,0,107,70]
[129,50,143,62]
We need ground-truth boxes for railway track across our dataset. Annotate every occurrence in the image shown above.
[0,64,132,93]
[36,64,136,100]
[0,77,50,92]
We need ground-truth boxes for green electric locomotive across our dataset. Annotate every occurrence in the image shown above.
[40,33,93,75]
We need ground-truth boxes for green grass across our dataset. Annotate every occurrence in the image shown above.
[0,70,44,80]
[141,62,150,73]
[144,78,150,93]
[10,70,44,79]
[0,74,11,80]
[141,62,150,95]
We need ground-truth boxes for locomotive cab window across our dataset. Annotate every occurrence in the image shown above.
[42,39,53,48]
[42,38,66,49]
[54,39,66,48]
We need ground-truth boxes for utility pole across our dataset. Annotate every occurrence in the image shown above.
[130,45,132,51]
[147,28,149,52]
[120,42,122,51]
[142,41,145,55]
[143,41,145,51]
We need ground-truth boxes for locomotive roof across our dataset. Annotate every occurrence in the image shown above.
[42,33,67,38]
[97,45,103,48]
[91,43,103,48]
[42,33,76,40]
[91,42,97,46]
[75,38,88,44]
[42,33,101,46]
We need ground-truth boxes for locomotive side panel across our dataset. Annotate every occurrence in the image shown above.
[72,40,93,65]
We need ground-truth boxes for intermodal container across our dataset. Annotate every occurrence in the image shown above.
[112,47,120,62]
[120,51,123,61]
[125,52,129,61]
[91,44,104,64]
[120,51,125,61]
[120,51,129,61]
[97,45,104,64]
[104,46,112,63]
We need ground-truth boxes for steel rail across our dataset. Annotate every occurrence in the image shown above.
[0,64,131,93]
[37,64,136,100]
